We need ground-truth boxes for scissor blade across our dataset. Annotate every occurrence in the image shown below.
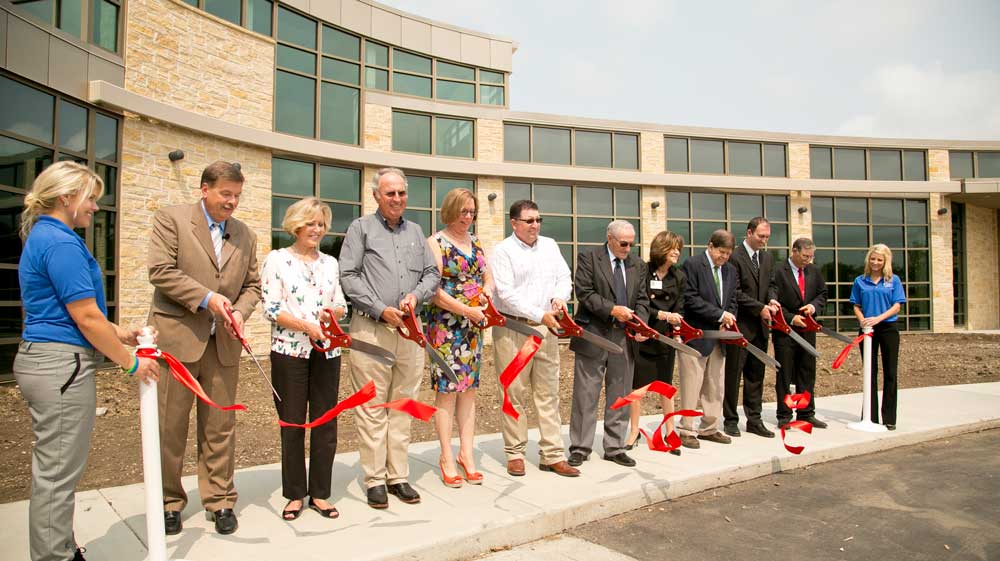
[787,329,821,358]
[744,342,781,370]
[580,330,624,355]
[249,353,282,401]
[498,315,543,338]
[701,330,744,340]
[425,345,459,385]
[349,340,396,366]
[651,332,702,358]
[821,327,855,345]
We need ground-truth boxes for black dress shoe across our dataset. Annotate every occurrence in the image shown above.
[669,448,681,456]
[387,482,421,504]
[206,508,237,535]
[366,485,388,509]
[567,451,588,467]
[602,452,637,467]
[886,424,896,431]
[72,547,87,561]
[164,511,182,535]
[723,424,742,437]
[800,417,828,429]
[746,422,775,438]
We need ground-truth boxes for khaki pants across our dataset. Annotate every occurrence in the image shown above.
[677,345,726,437]
[492,326,566,464]
[159,335,240,512]
[347,314,424,489]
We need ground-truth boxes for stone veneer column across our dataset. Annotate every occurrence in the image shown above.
[789,191,812,243]
[640,187,666,261]
[788,142,810,180]
[362,166,381,216]
[927,149,950,181]
[640,132,664,174]
[929,192,955,332]
[477,119,504,162]
[965,205,1000,330]
[364,104,393,152]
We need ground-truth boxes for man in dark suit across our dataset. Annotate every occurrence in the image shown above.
[568,220,649,468]
[768,237,828,428]
[677,229,739,449]
[723,217,776,438]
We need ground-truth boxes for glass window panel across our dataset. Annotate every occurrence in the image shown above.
[504,183,531,207]
[769,223,788,250]
[837,284,854,300]
[906,226,928,248]
[435,178,474,207]
[58,0,81,37]
[907,251,929,282]
[690,139,723,174]
[728,141,761,176]
[812,196,833,223]
[394,50,431,74]
[666,191,689,218]
[92,210,114,271]
[616,189,639,216]
[92,0,118,52]
[836,198,868,223]
[693,221,726,246]
[691,192,725,220]
[0,76,54,143]
[0,305,25,339]
[504,125,530,162]
[319,165,359,201]
[559,244,574,269]
[814,249,835,283]
[763,144,786,177]
[0,268,20,300]
[480,70,504,84]
[365,68,388,90]
[872,226,904,248]
[765,195,788,221]
[905,199,928,224]
[949,151,973,179]
[95,163,116,206]
[205,0,241,24]
[908,284,930,299]
[978,152,1000,177]
[837,250,867,282]
[903,150,926,181]
[480,85,504,105]
[810,147,832,179]
[365,41,388,67]
[437,80,475,103]
[665,138,689,172]
[247,0,272,36]
[272,230,294,251]
[666,221,690,244]
[908,316,929,331]
[275,71,315,137]
[322,25,359,60]
[391,112,431,154]
[871,199,903,224]
[837,226,868,247]
[277,6,316,50]
[271,158,313,196]
[907,300,930,315]
[437,61,474,81]
[869,149,902,181]
[271,196,297,228]
[813,224,834,247]
[833,148,866,180]
[93,114,117,161]
[0,136,53,189]
[57,100,87,153]
[532,128,570,165]
[320,82,359,145]
[436,117,473,158]
[407,176,431,208]
[322,57,359,84]
[14,0,52,23]
[534,184,571,214]
[839,317,860,333]
[403,209,431,233]
[769,247,788,263]
[327,202,359,234]
[576,186,612,215]
[319,234,345,260]
[278,44,316,74]
[613,134,638,170]
[543,215,572,242]
[577,217,608,244]
[0,192,25,264]
[393,73,431,97]
[729,194,763,222]
[575,131,611,168]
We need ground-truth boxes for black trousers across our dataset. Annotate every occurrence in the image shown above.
[868,322,900,425]
[271,351,341,500]
[773,330,818,423]
[723,330,767,426]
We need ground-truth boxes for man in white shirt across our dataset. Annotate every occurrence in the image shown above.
[491,200,580,478]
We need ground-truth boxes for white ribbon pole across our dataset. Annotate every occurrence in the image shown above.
[848,326,887,433]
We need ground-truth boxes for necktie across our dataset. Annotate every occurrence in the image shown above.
[210,222,223,264]
[612,258,628,307]
[713,265,723,306]
[751,251,759,275]
[798,267,806,301]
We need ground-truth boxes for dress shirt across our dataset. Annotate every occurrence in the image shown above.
[198,200,226,310]
[606,245,628,281]
[491,234,572,323]
[742,239,758,267]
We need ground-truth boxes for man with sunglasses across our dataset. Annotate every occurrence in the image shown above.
[491,200,579,478]
[567,220,649,469]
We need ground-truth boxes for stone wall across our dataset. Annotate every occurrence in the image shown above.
[477,119,504,163]
[364,104,393,152]
[929,193,955,332]
[640,132,664,174]
[788,142,810,180]
[927,149,950,182]
[640,187,666,261]
[789,190,812,243]
[965,205,999,330]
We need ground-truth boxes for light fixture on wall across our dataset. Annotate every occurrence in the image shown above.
[232,162,241,171]
[168,149,184,162]
[651,201,661,209]
[937,207,949,215]
[797,206,808,214]
[488,192,497,202]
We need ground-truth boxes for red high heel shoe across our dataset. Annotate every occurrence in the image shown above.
[440,458,463,488]
[456,457,484,485]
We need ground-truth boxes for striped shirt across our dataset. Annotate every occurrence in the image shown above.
[491,234,573,323]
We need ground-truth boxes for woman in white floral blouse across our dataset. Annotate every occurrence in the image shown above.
[262,197,347,521]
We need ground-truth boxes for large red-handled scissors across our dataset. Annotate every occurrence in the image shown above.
[721,323,782,370]
[311,308,396,366]
[478,295,545,338]
[397,303,459,385]
[766,309,821,358]
[223,303,282,401]
[671,319,743,344]
[622,315,701,358]
[548,304,624,355]
[800,313,855,345]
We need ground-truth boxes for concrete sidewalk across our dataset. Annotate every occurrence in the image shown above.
[2,382,998,561]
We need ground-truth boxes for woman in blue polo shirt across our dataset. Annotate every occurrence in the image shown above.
[16,162,159,561]
[850,243,906,431]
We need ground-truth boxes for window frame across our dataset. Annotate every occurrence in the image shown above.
[503,123,640,170]
[809,145,929,181]
[664,135,788,178]
[391,110,475,159]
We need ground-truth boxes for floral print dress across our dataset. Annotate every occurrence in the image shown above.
[422,233,487,393]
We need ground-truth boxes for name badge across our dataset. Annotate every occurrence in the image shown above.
[650,280,663,290]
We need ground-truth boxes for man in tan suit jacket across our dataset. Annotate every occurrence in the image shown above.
[147,161,261,536]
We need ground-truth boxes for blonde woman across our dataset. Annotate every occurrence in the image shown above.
[849,244,906,430]
[16,161,159,561]
[261,198,347,520]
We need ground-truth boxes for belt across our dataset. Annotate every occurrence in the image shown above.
[356,310,388,324]
[508,315,542,327]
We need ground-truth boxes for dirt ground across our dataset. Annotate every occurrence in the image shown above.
[1,332,997,503]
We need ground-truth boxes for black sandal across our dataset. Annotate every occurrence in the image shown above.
[282,499,304,520]
[309,498,340,519]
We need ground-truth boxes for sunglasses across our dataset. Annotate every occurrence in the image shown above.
[513,217,543,225]
[381,190,407,198]
[610,236,635,248]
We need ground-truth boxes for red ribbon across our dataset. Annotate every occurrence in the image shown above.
[832,332,872,369]
[640,409,704,452]
[783,390,812,410]
[136,347,247,411]
[498,335,543,421]
[780,390,813,454]
[610,381,677,410]
[368,398,438,422]
[278,380,377,428]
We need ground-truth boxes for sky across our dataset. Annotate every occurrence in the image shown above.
[379,0,1000,140]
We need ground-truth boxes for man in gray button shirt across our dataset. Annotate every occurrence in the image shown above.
[339,167,440,509]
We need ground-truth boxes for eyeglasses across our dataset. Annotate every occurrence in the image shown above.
[460,209,478,218]
[513,217,543,225]
[610,236,635,248]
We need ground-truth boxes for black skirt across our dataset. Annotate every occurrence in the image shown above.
[633,346,676,388]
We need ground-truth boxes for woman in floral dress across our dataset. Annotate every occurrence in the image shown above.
[422,188,493,488]
[261,197,347,520]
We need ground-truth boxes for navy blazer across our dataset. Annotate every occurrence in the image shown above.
[570,244,649,360]
[682,251,739,357]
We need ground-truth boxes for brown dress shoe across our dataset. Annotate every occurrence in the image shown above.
[539,460,580,477]
[680,435,701,449]
[698,431,733,444]
[507,458,526,476]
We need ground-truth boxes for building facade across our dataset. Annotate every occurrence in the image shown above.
[2,0,998,377]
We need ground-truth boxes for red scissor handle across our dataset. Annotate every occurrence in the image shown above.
[721,323,749,348]
[547,304,581,338]
[479,295,507,329]
[766,307,793,335]
[672,319,704,344]
[398,303,428,347]
[223,304,252,354]
[622,315,657,341]
[311,307,352,352]
[800,313,824,334]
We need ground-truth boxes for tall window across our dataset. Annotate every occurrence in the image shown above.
[949,151,1000,179]
[665,192,790,262]
[11,0,121,52]
[0,73,121,377]
[664,137,787,177]
[392,111,474,158]
[503,124,639,170]
[402,176,475,235]
[951,202,966,328]
[810,146,927,181]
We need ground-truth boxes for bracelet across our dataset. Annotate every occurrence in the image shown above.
[122,355,139,375]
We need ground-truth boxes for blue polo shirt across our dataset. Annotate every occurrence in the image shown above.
[19,215,107,348]
[849,274,906,323]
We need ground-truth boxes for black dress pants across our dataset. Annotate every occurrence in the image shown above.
[723,330,767,426]
[271,351,341,500]
[869,322,900,425]
[774,330,818,423]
